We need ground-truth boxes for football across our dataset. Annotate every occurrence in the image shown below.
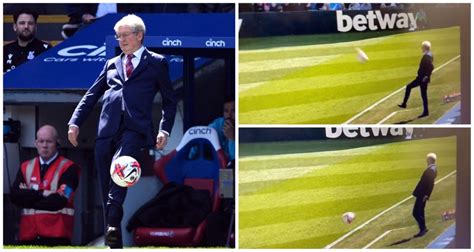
[356,48,369,63]
[342,212,356,224]
[110,156,141,187]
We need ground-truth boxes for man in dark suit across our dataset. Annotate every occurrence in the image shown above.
[67,14,177,248]
[398,41,434,118]
[412,153,437,238]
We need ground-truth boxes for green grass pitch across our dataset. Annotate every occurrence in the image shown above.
[239,27,461,124]
[239,136,456,248]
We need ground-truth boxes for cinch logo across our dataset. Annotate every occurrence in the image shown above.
[189,127,212,135]
[205,38,226,47]
[336,10,416,32]
[57,45,106,57]
[162,38,182,47]
[325,127,413,138]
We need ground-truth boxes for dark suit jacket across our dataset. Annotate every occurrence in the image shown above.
[412,164,437,199]
[68,48,177,146]
[417,51,434,82]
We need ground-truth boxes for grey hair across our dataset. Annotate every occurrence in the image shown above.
[422,41,431,51]
[426,152,437,163]
[114,14,146,35]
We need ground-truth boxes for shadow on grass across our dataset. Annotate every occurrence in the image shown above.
[389,237,413,246]
[395,118,416,124]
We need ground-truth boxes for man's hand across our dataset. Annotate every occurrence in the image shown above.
[423,195,429,202]
[68,126,79,147]
[223,119,235,140]
[422,76,429,83]
[156,131,168,150]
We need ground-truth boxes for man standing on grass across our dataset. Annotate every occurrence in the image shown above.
[398,41,434,118]
[412,153,437,237]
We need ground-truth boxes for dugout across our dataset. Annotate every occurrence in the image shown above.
[3,12,235,246]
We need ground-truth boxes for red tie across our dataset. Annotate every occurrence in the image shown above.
[126,54,134,78]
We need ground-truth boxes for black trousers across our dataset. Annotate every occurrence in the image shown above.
[402,77,429,114]
[412,196,427,231]
[95,126,146,246]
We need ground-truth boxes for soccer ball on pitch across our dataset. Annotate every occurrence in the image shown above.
[356,48,369,63]
[110,156,141,187]
[342,212,356,224]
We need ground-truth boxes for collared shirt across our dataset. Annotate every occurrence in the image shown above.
[39,152,59,166]
[39,152,59,179]
[122,46,145,81]
[428,163,436,172]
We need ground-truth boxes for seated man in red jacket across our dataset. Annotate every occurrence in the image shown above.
[11,125,80,246]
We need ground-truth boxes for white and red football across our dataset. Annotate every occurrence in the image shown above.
[110,156,141,187]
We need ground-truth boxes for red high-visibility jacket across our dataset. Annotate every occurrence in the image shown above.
[19,156,76,241]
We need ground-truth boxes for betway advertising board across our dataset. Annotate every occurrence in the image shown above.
[325,127,414,139]
[336,10,416,32]
[240,9,416,37]
[4,13,234,90]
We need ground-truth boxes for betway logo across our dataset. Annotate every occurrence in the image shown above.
[205,38,226,48]
[162,38,182,47]
[336,10,416,32]
[325,127,413,138]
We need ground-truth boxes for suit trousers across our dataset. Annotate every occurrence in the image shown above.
[94,120,146,228]
[402,78,429,114]
[412,196,427,231]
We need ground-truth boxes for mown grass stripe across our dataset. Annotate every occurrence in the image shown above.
[240,54,340,73]
[240,92,386,124]
[240,178,418,212]
[239,158,456,196]
[239,165,328,184]
[240,191,410,230]
[240,208,386,248]
[240,77,411,113]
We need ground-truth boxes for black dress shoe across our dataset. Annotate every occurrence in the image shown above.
[398,104,407,108]
[105,226,122,249]
[414,229,428,237]
[418,113,429,118]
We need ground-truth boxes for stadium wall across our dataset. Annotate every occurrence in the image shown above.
[239,4,468,38]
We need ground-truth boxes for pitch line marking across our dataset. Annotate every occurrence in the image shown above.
[378,111,398,125]
[377,109,417,124]
[344,55,461,124]
[363,227,409,249]
[325,170,456,249]
[363,230,391,249]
